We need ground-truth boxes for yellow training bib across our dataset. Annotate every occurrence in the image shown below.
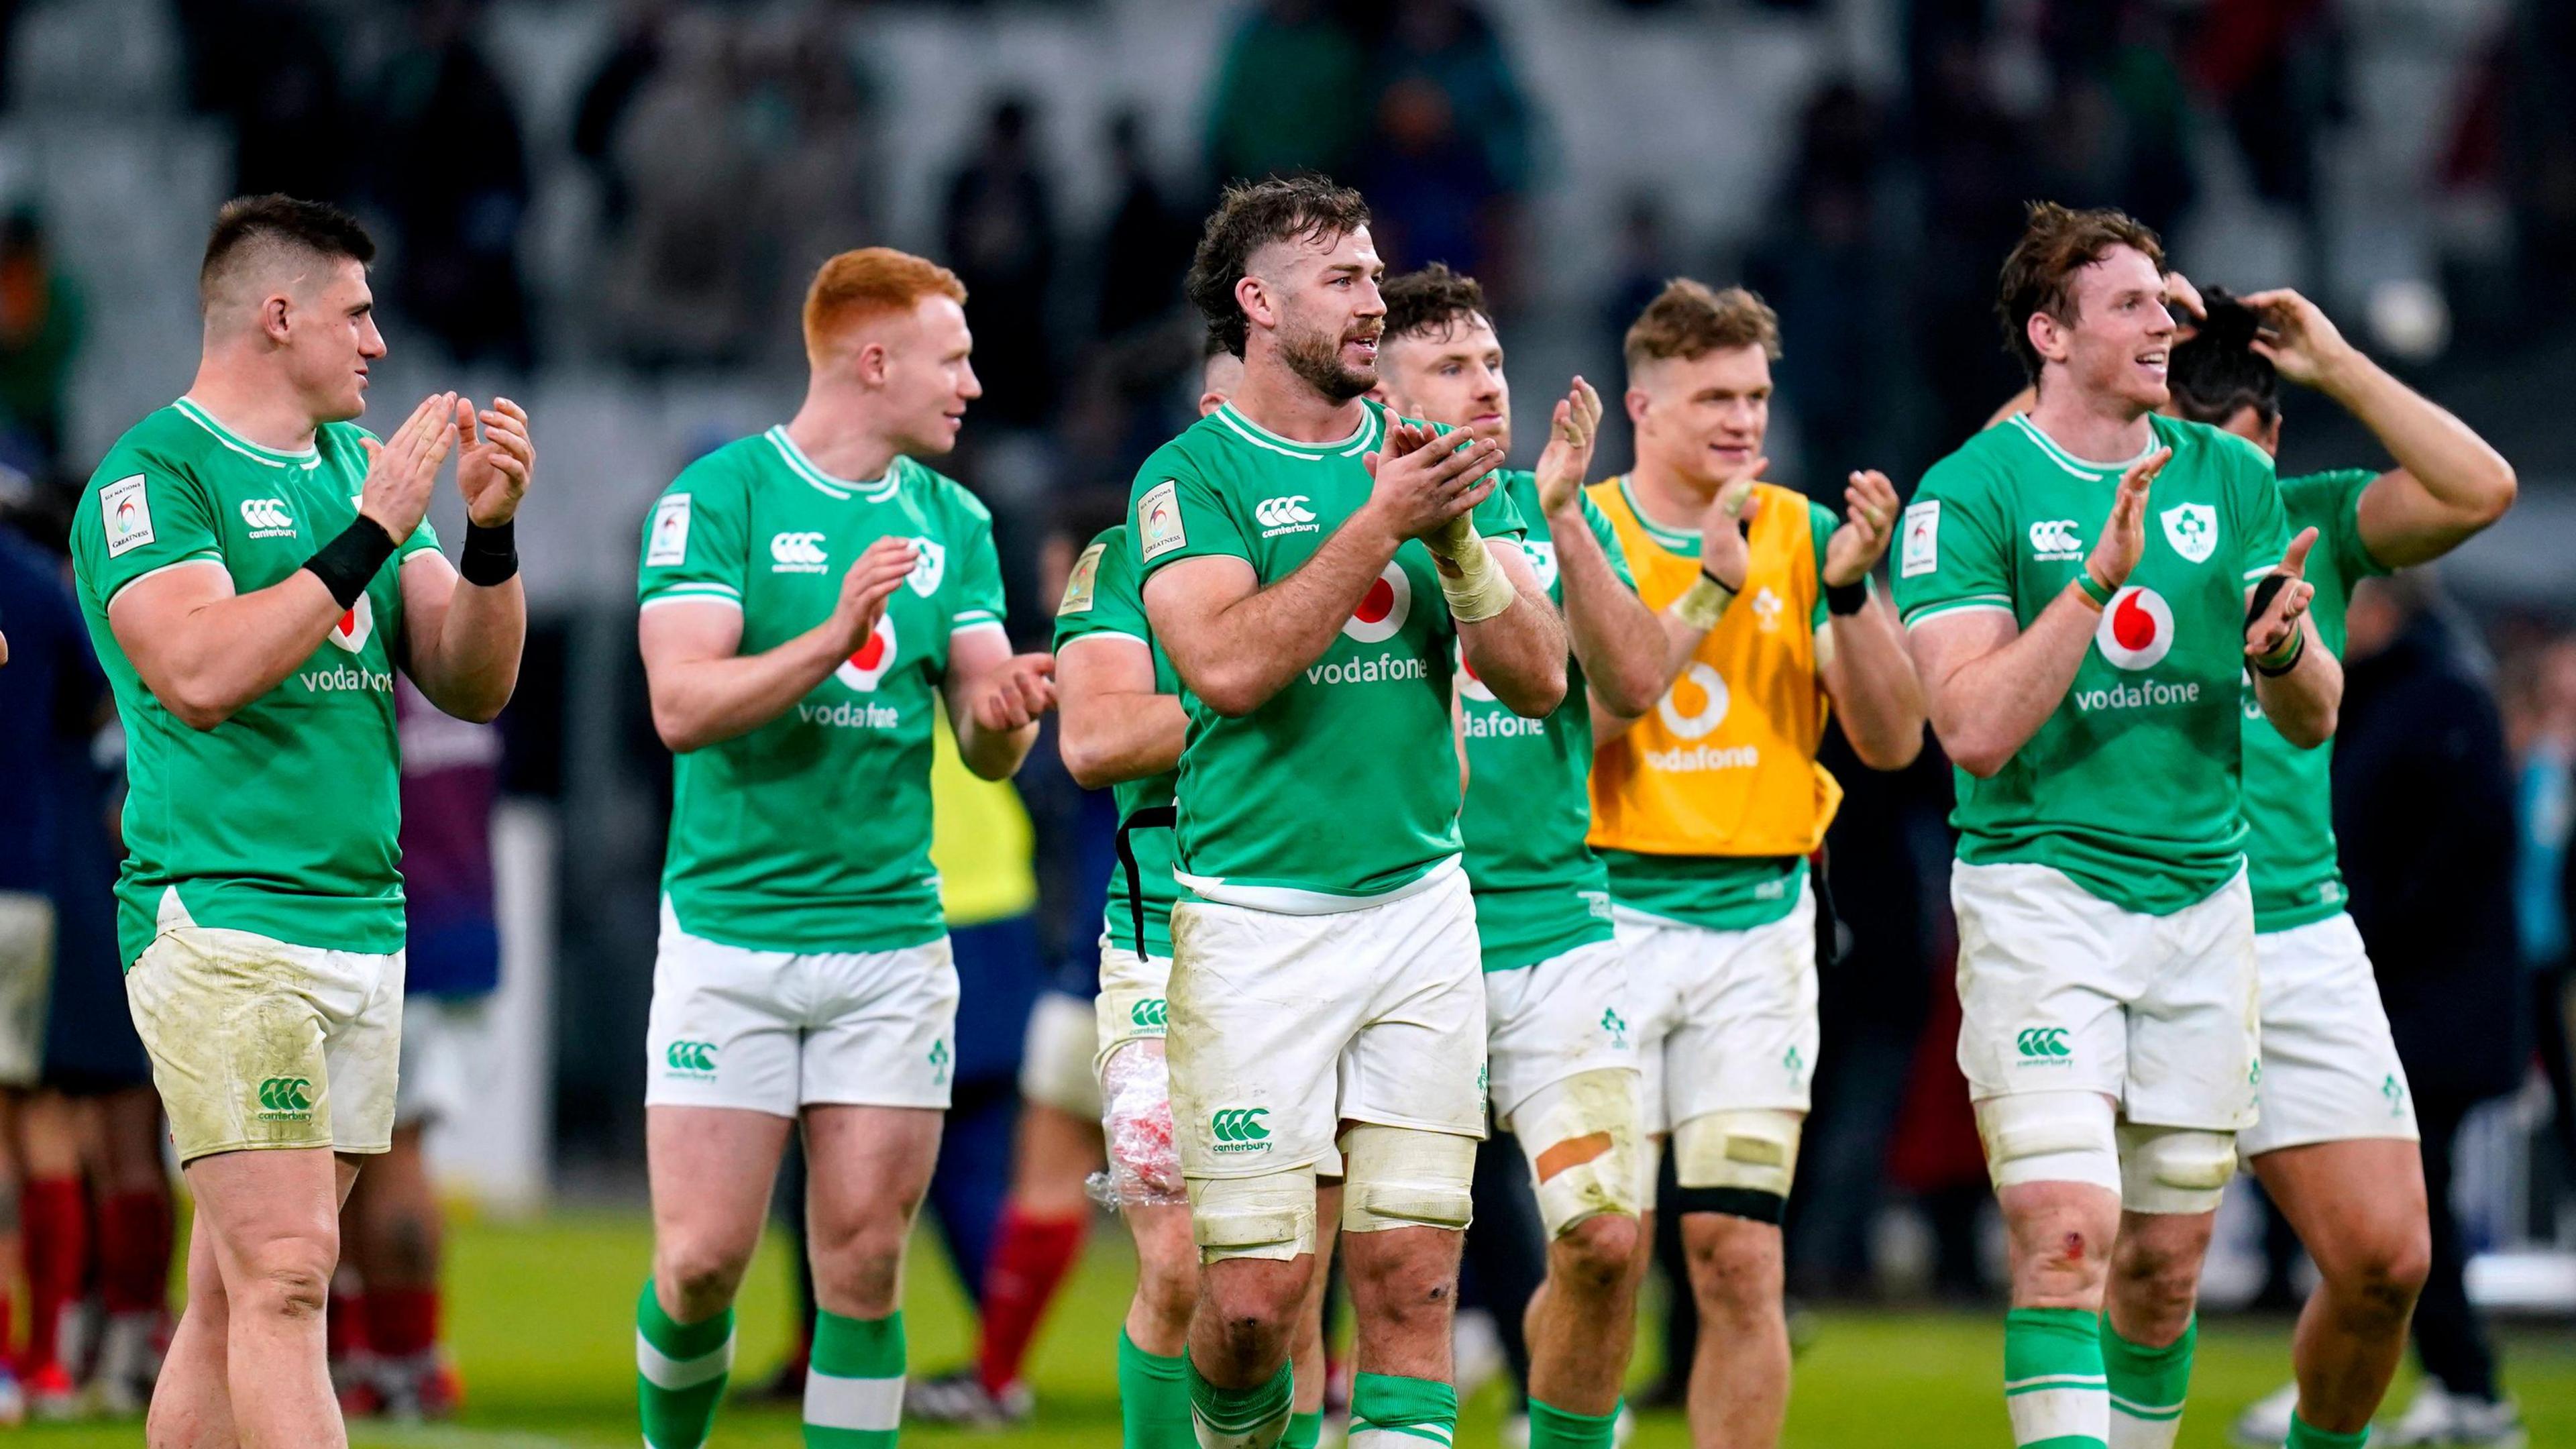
[1586,476,1841,858]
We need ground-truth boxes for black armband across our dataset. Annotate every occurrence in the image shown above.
[1825,578,1869,616]
[302,517,398,608]
[460,519,519,586]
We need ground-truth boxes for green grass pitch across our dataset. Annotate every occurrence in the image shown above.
[16,1209,2571,1446]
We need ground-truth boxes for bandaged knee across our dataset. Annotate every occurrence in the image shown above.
[2116,1122,2237,1216]
[1426,521,1515,622]
[1187,1163,1319,1263]
[1670,1108,1803,1224]
[1508,1069,1645,1238]
[1976,1091,2119,1194]
[1338,1124,1475,1234]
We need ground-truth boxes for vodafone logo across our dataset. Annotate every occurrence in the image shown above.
[328,593,374,653]
[1656,662,1731,739]
[834,614,899,692]
[2094,586,2174,670]
[1342,561,1413,643]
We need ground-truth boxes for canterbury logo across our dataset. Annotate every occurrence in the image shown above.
[1254,495,1317,530]
[2027,519,2082,557]
[256,1077,313,1114]
[239,498,295,534]
[1209,1107,1272,1149]
[1130,998,1169,1028]
[2016,1027,2072,1059]
[769,531,828,570]
[665,1040,717,1073]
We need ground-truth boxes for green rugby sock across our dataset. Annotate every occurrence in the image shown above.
[1527,1395,1620,1448]
[804,1308,906,1446]
[635,1279,733,1449]
[2004,1307,2108,1449]
[1350,1372,1458,1447]
[2286,1411,2371,1448]
[2102,1315,2194,1448]
[1186,1353,1293,1448]
[1119,1328,1195,1448]
[1282,1408,1325,1448]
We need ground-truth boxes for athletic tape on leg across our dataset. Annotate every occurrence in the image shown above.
[1509,1068,1644,1238]
[1670,1108,1802,1222]
[2115,1122,2236,1216]
[1187,1163,1319,1263]
[1340,1125,1475,1234]
[1976,1090,2121,1194]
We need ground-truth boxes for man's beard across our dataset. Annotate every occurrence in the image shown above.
[1279,319,1377,401]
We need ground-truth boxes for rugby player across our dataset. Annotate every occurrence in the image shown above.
[633,246,1053,1449]
[1134,175,1566,1449]
[1894,204,2340,1449]
[1371,264,1669,1449]
[2164,292,2513,1449]
[69,195,532,1447]
[1585,280,1924,1448]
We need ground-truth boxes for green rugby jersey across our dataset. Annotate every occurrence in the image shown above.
[71,399,442,965]
[1053,522,1179,959]
[2243,468,2384,932]
[1599,476,1836,932]
[1893,412,2289,916]
[1128,398,1523,908]
[638,427,1007,953]
[1457,471,1630,971]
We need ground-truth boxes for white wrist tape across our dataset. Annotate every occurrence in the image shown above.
[1434,526,1516,623]
[1672,573,1735,631]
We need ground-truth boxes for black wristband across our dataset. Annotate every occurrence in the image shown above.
[1825,578,1868,616]
[2252,627,2307,678]
[303,516,398,609]
[460,519,519,587]
[1699,565,1738,593]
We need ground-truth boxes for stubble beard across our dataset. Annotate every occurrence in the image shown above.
[1279,318,1377,402]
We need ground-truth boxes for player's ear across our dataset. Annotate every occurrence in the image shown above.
[851,338,892,388]
[1625,386,1650,431]
[2027,310,2068,366]
[1234,273,1275,337]
[260,290,295,347]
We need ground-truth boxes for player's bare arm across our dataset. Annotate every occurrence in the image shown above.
[1055,633,1185,790]
[1533,377,1663,716]
[109,392,458,731]
[1911,447,2164,777]
[400,396,534,722]
[1592,468,1761,741]
[640,535,916,752]
[1394,416,1567,716]
[1815,468,1927,769]
[2242,527,2341,748]
[2243,288,2516,568]
[943,627,1054,780]
[1142,429,1501,718]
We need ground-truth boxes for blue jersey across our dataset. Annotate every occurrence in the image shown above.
[0,525,102,896]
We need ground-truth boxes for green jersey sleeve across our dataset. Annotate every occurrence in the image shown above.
[636,456,747,609]
[76,447,225,608]
[2290,468,2387,588]
[1053,525,1152,647]
[1580,492,1636,590]
[2220,430,2290,580]
[949,492,1007,634]
[1891,455,2012,629]
[1807,498,1839,627]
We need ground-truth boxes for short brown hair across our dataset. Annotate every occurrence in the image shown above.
[1996,201,2165,381]
[803,247,967,361]
[1380,263,1489,345]
[1186,175,1372,358]
[199,195,374,313]
[1623,280,1780,374]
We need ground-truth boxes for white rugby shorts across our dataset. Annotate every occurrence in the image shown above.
[2240,912,2417,1155]
[1483,936,1635,1126]
[1618,879,1819,1136]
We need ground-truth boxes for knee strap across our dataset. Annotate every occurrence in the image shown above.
[1976,1091,2120,1194]
[2117,1122,2237,1215]
[1187,1163,1320,1263]
[1338,1124,1475,1234]
[1507,1067,1646,1238]
[1670,1108,1803,1223]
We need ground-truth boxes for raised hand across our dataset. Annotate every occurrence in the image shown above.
[833,536,918,655]
[2086,447,2168,593]
[1694,462,1766,590]
[2247,527,2320,661]
[971,651,1057,733]
[1362,428,1505,546]
[2164,270,2207,337]
[1823,469,1900,588]
[358,392,460,540]
[1533,376,1603,517]
[2241,289,2358,390]
[455,396,535,527]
